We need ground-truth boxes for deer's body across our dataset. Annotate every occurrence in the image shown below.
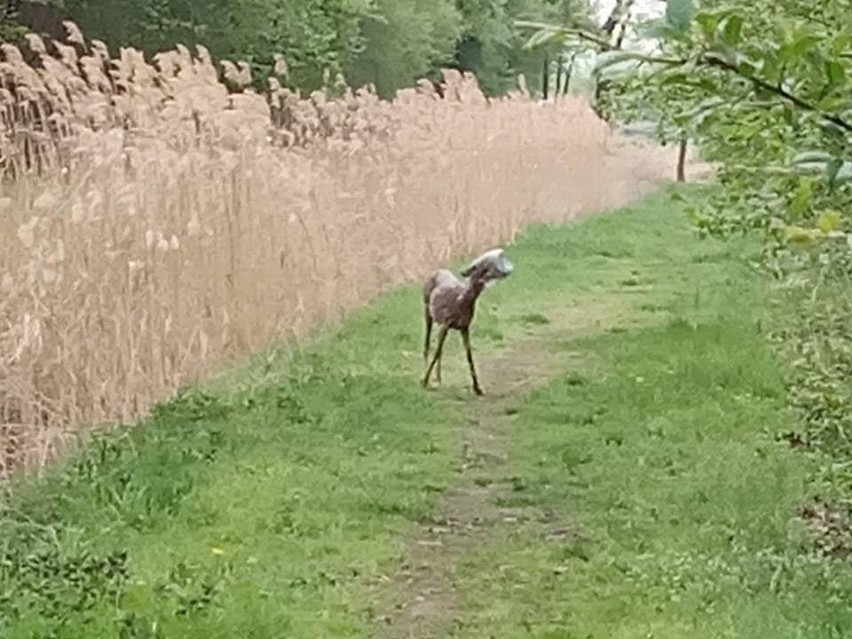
[421,249,513,395]
[423,269,484,329]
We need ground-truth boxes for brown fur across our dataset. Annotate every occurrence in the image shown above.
[421,251,510,395]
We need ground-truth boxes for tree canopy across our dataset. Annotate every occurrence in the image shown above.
[523,0,852,247]
[10,0,592,96]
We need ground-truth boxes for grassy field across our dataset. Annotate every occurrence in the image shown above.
[2,186,850,638]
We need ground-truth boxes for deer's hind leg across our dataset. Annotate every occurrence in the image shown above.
[422,325,449,388]
[424,306,442,384]
[423,305,433,366]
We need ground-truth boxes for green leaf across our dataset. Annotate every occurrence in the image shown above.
[824,60,847,88]
[682,97,726,129]
[523,28,563,50]
[817,210,843,234]
[784,225,818,244]
[695,11,721,41]
[665,0,694,39]
[689,76,721,93]
[593,50,655,75]
[759,50,782,84]
[788,178,814,219]
[791,151,835,165]
[716,13,744,47]
[685,207,706,227]
[835,162,852,183]
[793,34,823,57]
[817,95,846,111]
[779,34,823,64]
[789,153,852,188]
[709,46,743,69]
[829,33,852,55]
[826,157,844,189]
[636,18,671,40]
[656,70,691,87]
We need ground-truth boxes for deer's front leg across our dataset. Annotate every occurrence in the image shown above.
[461,328,483,396]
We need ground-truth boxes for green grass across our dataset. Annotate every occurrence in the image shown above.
[2,185,850,637]
[454,319,852,638]
[448,192,852,637]
[1,297,463,637]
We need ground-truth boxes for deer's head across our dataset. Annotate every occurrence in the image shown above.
[460,248,514,284]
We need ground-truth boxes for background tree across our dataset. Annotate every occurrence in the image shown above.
[457,0,592,96]
[345,0,461,98]
[54,0,372,90]
[523,0,852,232]
[7,0,590,97]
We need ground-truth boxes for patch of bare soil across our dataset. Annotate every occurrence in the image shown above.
[369,303,621,638]
[800,498,852,560]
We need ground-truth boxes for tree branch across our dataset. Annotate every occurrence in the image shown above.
[562,27,616,50]
[702,54,852,134]
[623,49,852,134]
[516,21,616,51]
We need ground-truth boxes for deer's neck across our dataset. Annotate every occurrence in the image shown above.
[460,279,486,309]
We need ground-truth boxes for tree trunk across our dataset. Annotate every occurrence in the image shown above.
[563,65,571,95]
[542,52,549,99]
[676,135,688,182]
[555,54,563,95]
[563,52,576,95]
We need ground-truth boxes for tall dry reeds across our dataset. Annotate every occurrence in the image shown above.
[0,23,677,476]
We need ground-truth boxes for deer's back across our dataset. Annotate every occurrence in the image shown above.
[423,269,461,303]
[424,269,472,328]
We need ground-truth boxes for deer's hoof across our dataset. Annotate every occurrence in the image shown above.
[473,386,484,396]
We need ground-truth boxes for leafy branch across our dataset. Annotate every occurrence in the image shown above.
[519,21,852,135]
[700,54,852,134]
[515,21,615,51]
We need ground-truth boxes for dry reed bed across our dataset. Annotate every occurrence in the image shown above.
[0,24,676,476]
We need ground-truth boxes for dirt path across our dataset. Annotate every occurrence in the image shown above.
[370,302,624,638]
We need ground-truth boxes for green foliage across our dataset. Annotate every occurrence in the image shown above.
[52,0,592,96]
[0,21,29,44]
[344,0,461,98]
[58,0,373,90]
[226,0,372,89]
[521,0,852,275]
[59,0,227,53]
[618,0,851,249]
[664,0,694,38]
[522,0,852,231]
[457,0,589,95]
